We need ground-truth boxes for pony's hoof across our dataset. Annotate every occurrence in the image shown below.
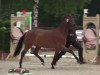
[77,60,86,64]
[53,63,57,66]
[51,67,55,69]
[77,60,80,63]
[51,62,57,66]
[41,62,45,66]
[51,66,55,69]
[79,61,86,64]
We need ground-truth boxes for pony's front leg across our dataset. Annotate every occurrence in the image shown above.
[19,50,27,68]
[51,51,59,69]
[52,51,66,66]
[67,49,79,63]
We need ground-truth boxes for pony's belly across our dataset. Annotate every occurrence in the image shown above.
[36,40,65,49]
[36,42,55,48]
[34,32,66,49]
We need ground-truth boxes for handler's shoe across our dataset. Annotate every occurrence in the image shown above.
[80,61,86,64]
[77,60,86,64]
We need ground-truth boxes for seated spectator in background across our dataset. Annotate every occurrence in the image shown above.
[6,22,23,60]
[11,23,23,44]
[83,24,97,49]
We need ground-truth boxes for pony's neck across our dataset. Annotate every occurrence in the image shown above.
[57,22,69,37]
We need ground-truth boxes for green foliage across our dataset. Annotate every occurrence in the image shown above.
[39,0,91,17]
[38,0,92,27]
[0,0,35,20]
[26,14,30,27]
[86,0,100,16]
[0,20,10,53]
[0,28,10,53]
[9,0,35,12]
[0,20,10,30]
[0,20,3,27]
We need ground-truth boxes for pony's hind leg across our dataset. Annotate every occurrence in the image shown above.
[19,49,28,68]
[33,46,44,65]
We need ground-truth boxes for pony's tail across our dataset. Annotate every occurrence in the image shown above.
[13,33,26,57]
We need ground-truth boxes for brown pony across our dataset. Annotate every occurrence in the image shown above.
[13,16,76,69]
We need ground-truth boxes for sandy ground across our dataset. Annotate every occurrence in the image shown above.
[0,51,100,75]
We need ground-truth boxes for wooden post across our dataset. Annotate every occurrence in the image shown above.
[83,14,100,63]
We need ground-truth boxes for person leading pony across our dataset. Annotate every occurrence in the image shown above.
[51,27,85,66]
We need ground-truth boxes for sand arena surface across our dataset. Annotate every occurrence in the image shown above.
[0,51,100,75]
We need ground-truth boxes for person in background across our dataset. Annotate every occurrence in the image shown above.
[83,24,97,50]
[6,22,23,60]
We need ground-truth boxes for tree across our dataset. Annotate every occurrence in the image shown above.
[85,0,100,16]
[39,0,91,17]
[0,0,35,20]
[38,0,92,27]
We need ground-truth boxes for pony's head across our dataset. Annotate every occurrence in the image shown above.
[65,16,76,28]
[58,16,76,37]
[59,16,76,30]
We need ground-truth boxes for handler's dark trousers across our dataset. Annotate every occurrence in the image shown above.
[55,36,84,63]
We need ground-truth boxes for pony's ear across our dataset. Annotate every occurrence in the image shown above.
[66,19,69,22]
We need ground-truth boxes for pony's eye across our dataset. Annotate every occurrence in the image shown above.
[66,19,69,22]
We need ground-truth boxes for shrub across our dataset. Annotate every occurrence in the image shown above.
[0,20,10,53]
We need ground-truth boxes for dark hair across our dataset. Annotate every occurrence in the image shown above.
[87,23,96,29]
